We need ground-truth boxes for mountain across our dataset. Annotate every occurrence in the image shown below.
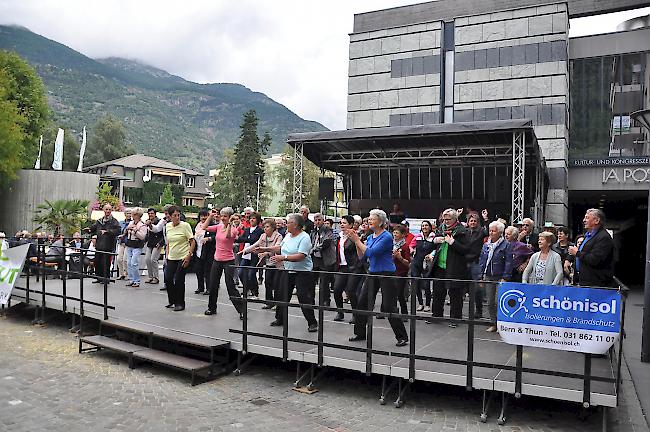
[0,25,328,173]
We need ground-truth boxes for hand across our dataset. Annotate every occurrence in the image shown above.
[568,246,578,256]
[424,254,433,262]
[481,209,489,220]
[444,234,455,245]
[236,250,244,256]
[563,261,571,274]
[182,254,191,268]
[269,255,285,265]
[517,231,526,241]
[433,236,444,244]
[201,237,209,244]
[456,208,464,216]
[100,230,107,235]
[258,252,268,259]
[392,249,401,258]
[345,228,359,242]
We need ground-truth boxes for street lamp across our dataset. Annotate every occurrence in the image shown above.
[630,108,650,363]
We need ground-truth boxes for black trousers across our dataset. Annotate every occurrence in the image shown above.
[395,277,409,315]
[313,258,334,303]
[208,259,242,313]
[431,267,464,319]
[240,257,259,297]
[333,266,362,311]
[165,259,188,307]
[95,251,112,280]
[413,274,431,306]
[275,271,317,326]
[353,272,407,341]
[263,267,279,304]
[195,257,211,292]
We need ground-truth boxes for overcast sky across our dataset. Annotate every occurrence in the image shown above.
[1,1,648,130]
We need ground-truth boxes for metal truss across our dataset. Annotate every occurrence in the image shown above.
[315,144,514,169]
[292,142,304,212]
[511,131,526,225]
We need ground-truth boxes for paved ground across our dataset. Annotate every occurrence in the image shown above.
[0,307,642,432]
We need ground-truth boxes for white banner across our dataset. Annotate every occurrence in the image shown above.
[52,128,64,171]
[34,135,43,169]
[497,283,621,355]
[0,244,30,305]
[77,126,86,172]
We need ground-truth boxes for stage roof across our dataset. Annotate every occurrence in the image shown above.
[287,120,541,173]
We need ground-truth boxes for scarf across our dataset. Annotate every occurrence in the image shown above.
[437,222,459,269]
[483,237,504,276]
[393,238,405,252]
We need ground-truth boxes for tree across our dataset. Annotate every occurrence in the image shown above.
[33,199,90,236]
[229,110,269,211]
[160,184,176,206]
[0,50,49,183]
[272,145,321,216]
[0,71,26,188]
[94,181,120,209]
[39,125,81,171]
[210,149,239,209]
[83,115,134,167]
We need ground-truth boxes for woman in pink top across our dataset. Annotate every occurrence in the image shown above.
[201,207,244,318]
[240,218,283,308]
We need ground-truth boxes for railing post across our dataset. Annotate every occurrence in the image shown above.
[242,265,248,355]
[409,276,417,382]
[365,276,374,376]
[317,271,324,367]
[466,280,476,390]
[583,353,592,408]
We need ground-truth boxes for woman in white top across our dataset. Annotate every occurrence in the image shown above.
[522,231,563,285]
[124,208,148,287]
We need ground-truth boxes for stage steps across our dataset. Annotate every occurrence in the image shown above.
[79,318,231,385]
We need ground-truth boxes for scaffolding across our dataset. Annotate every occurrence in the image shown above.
[288,120,546,221]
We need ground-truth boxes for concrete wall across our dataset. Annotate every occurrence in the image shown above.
[347,21,442,129]
[353,0,650,33]
[452,3,570,223]
[0,170,99,235]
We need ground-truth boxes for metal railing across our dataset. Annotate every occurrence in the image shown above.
[231,266,627,409]
[8,241,116,329]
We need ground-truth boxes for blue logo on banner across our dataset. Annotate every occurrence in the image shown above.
[497,282,621,333]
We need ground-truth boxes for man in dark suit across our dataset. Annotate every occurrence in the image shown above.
[310,213,336,306]
[568,208,614,287]
[300,206,314,235]
[428,208,471,326]
[518,218,539,252]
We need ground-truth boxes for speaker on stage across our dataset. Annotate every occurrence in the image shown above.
[318,177,335,201]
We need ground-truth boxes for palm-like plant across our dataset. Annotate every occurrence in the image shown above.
[33,199,90,236]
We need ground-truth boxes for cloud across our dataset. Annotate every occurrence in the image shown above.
[0,0,417,130]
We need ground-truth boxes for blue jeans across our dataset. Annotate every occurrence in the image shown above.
[125,247,142,283]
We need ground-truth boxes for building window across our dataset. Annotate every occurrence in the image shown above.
[124,169,135,181]
[186,176,195,188]
[183,197,194,206]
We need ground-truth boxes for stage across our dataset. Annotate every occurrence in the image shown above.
[8,270,620,414]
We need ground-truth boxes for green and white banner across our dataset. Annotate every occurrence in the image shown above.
[0,244,30,305]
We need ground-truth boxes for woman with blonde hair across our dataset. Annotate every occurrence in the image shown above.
[522,231,563,285]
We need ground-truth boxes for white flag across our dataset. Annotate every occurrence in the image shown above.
[77,126,87,172]
[0,244,30,305]
[34,135,43,169]
[52,128,64,171]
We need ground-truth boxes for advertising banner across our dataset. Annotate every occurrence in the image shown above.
[0,244,30,305]
[497,282,621,354]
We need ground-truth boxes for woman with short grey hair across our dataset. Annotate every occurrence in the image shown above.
[368,209,389,228]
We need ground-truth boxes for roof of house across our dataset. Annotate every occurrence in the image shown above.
[84,154,201,176]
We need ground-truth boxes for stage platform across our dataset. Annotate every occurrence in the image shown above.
[9,273,619,410]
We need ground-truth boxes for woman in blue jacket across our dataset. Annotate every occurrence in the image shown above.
[479,221,513,332]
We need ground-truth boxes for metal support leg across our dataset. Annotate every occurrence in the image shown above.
[602,406,609,432]
[394,378,409,408]
[294,364,315,388]
[497,392,509,425]
[380,376,398,405]
[306,367,327,391]
[480,389,493,422]
[233,352,256,376]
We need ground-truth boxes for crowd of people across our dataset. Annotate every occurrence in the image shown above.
[4,201,615,348]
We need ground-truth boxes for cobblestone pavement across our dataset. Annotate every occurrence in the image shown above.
[0,309,636,432]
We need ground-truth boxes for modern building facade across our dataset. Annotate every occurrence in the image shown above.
[343,0,649,283]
